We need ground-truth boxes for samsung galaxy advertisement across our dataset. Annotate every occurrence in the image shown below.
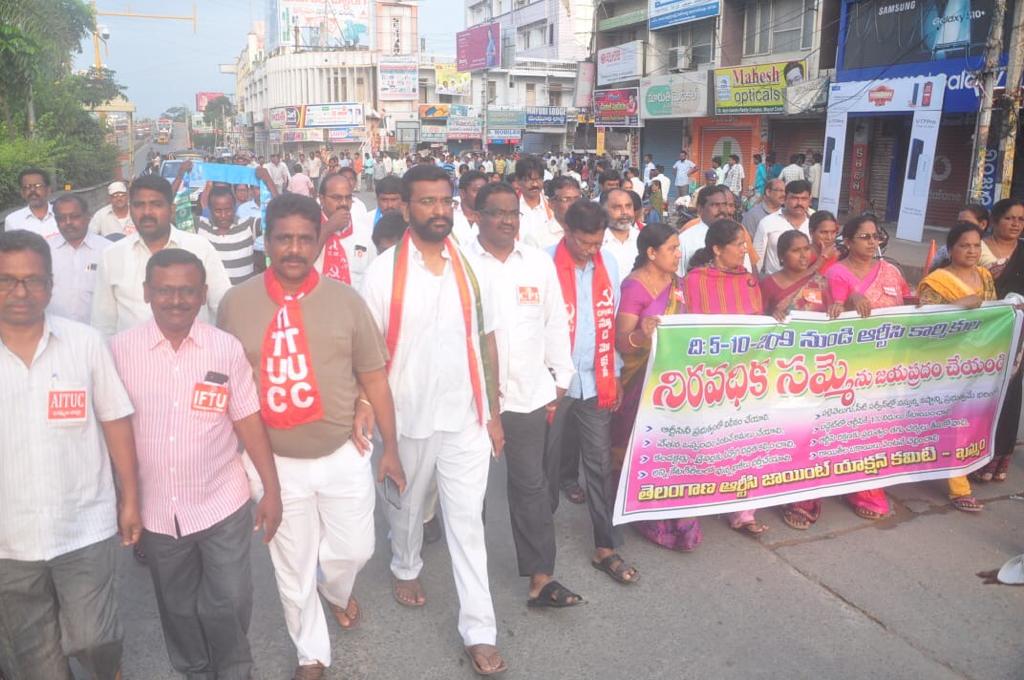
[837,0,1015,112]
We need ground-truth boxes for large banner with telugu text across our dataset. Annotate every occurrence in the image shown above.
[614,305,1022,524]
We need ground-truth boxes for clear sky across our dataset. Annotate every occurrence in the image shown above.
[75,0,461,119]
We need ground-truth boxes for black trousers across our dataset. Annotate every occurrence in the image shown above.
[502,407,557,576]
[545,397,622,550]
[141,503,254,680]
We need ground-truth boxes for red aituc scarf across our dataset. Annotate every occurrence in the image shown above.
[554,238,617,409]
[260,268,324,428]
[385,231,495,424]
[321,212,353,284]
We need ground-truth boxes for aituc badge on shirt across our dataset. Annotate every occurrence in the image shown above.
[47,387,88,425]
[803,288,823,305]
[517,286,540,306]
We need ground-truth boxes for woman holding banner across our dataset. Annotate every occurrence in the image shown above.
[683,219,769,537]
[825,216,911,520]
[975,198,1024,482]
[917,221,994,512]
[612,224,703,551]
[762,230,839,530]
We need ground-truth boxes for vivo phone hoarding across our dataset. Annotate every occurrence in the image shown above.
[457,23,501,72]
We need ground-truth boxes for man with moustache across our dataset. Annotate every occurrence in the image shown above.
[360,164,507,676]
[47,195,112,323]
[4,168,57,238]
[370,176,405,226]
[89,182,135,237]
[91,175,232,336]
[753,179,813,275]
[314,174,375,290]
[677,185,752,274]
[600,188,640,284]
[545,200,639,587]
[452,170,487,245]
[218,194,404,680]
[517,155,560,250]
[110,249,282,680]
[464,182,580,609]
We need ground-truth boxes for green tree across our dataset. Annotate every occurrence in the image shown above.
[203,96,235,133]
[0,0,93,130]
[163,106,190,122]
[71,66,126,108]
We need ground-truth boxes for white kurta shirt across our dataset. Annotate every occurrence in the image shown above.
[48,232,112,323]
[603,226,641,284]
[314,210,377,290]
[360,238,497,439]
[90,228,232,336]
[519,195,563,249]
[464,238,574,414]
[753,210,810,275]
[4,204,58,239]
[0,315,134,561]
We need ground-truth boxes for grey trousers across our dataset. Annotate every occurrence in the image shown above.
[545,396,623,550]
[141,503,254,680]
[0,535,123,680]
[502,407,557,576]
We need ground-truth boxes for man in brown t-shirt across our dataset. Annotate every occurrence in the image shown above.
[218,193,404,680]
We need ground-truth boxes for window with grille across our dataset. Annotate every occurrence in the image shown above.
[744,0,815,56]
[670,18,714,65]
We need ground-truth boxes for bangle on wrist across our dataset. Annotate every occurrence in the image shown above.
[627,330,643,349]
[358,398,371,407]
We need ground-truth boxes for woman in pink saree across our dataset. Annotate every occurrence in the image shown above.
[683,219,768,536]
[825,215,910,520]
[613,223,702,551]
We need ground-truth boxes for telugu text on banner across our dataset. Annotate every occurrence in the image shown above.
[613,305,1021,524]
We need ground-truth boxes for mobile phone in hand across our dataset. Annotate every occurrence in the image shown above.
[383,476,402,510]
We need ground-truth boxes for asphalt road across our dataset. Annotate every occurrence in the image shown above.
[90,191,1024,680]
[113,443,1024,680]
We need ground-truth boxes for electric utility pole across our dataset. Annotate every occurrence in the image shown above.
[969,0,1007,202]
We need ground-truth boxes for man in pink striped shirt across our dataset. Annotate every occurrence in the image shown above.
[110,248,282,680]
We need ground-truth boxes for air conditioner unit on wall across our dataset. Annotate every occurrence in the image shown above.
[669,46,693,72]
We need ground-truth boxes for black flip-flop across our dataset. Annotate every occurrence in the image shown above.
[527,580,585,608]
[591,553,640,584]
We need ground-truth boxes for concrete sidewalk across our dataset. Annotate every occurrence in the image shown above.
[116,451,1024,680]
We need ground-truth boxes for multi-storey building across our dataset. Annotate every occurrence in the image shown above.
[233,0,470,157]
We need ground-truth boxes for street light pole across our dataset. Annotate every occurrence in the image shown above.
[998,0,1024,198]
[968,0,1006,202]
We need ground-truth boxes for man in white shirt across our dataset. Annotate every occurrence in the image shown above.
[518,155,562,250]
[651,165,671,205]
[307,151,322,182]
[464,182,581,608]
[264,153,291,194]
[624,168,645,200]
[89,181,135,237]
[91,175,232,336]
[452,170,487,245]
[642,154,656,186]
[544,175,581,247]
[753,179,812,275]
[359,164,507,676]
[724,153,745,197]
[0,229,141,680]
[671,151,696,199]
[808,152,823,208]
[601,188,640,283]
[679,185,748,274]
[337,167,370,225]
[315,173,375,289]
[779,154,806,184]
[48,195,112,323]
[4,167,57,238]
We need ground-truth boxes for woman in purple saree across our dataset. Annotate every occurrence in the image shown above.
[612,223,703,551]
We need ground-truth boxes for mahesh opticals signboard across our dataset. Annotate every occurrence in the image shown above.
[712,60,807,114]
[640,72,707,118]
[597,41,645,86]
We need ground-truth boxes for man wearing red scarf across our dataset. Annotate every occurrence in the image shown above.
[217,194,405,680]
[359,164,507,677]
[314,174,376,290]
[546,200,640,586]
